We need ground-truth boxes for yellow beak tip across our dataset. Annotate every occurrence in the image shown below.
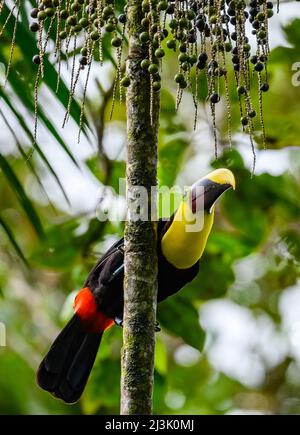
[206,168,236,190]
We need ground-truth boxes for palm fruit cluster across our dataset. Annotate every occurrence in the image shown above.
[0,0,279,163]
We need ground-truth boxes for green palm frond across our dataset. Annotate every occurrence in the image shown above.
[0,1,93,260]
[0,216,28,266]
[0,153,44,238]
[0,1,125,262]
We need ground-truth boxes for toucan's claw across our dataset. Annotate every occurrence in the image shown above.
[114,318,160,332]
[114,317,123,328]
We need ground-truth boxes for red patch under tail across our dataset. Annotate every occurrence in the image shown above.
[73,287,114,333]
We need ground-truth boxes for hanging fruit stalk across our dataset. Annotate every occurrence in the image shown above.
[0,0,277,165]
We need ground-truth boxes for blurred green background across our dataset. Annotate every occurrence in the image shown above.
[0,1,300,415]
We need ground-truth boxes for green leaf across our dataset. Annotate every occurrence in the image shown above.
[158,294,206,351]
[0,3,86,131]
[2,68,80,169]
[188,254,235,300]
[0,153,44,238]
[155,336,168,375]
[0,108,56,208]
[83,358,120,414]
[0,217,28,265]
[283,18,300,48]
[0,89,71,205]
[30,220,80,268]
[158,137,189,187]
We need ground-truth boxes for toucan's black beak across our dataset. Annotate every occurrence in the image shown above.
[190,168,236,214]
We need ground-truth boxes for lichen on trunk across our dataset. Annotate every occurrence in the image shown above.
[121,0,160,416]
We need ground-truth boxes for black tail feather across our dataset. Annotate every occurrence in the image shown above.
[37,314,102,404]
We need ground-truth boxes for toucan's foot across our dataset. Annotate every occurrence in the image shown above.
[114,317,123,327]
[114,318,160,331]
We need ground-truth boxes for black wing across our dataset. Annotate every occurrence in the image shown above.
[84,237,124,288]
[83,218,177,318]
[84,218,172,289]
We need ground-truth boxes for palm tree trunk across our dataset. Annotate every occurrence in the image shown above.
[121,0,160,415]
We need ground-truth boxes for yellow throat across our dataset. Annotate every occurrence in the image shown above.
[161,199,214,269]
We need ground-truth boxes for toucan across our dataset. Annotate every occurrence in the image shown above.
[37,168,236,403]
